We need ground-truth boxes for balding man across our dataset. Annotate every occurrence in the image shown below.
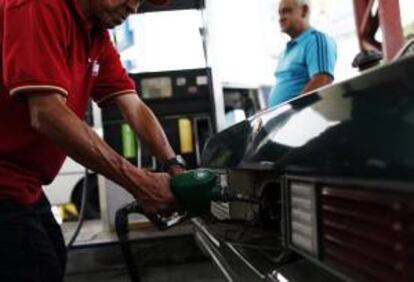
[268,0,337,107]
[0,0,185,281]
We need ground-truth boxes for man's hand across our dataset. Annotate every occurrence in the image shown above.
[129,170,177,214]
[167,165,186,177]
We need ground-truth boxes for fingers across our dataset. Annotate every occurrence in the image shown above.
[167,165,186,177]
[135,172,178,215]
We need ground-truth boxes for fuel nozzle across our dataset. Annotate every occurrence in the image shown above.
[115,169,259,233]
[171,169,259,216]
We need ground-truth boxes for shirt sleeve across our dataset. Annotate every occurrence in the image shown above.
[91,32,137,107]
[2,0,70,98]
[305,32,337,79]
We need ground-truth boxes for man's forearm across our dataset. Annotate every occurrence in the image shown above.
[115,94,176,162]
[302,74,333,94]
[28,93,147,198]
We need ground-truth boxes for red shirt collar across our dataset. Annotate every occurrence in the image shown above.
[67,0,93,32]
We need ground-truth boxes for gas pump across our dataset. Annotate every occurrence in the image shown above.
[98,0,226,230]
[101,68,216,171]
[99,67,219,229]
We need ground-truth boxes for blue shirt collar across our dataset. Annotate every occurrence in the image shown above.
[287,27,315,48]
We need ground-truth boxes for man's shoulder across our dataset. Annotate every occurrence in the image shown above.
[9,0,73,30]
[306,28,335,46]
[6,0,65,8]
[5,0,71,17]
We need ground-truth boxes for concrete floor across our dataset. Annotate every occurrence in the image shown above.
[64,222,225,282]
[65,262,224,282]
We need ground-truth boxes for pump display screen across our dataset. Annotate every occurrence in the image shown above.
[141,77,173,99]
[132,68,211,102]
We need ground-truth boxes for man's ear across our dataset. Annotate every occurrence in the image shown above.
[302,4,310,18]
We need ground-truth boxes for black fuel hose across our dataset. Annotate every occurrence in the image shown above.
[115,202,143,282]
[66,168,89,249]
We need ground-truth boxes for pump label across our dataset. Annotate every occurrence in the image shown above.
[121,124,137,158]
[178,118,194,154]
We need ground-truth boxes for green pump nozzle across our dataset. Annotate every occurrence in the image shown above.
[171,169,220,215]
[171,169,259,216]
[116,169,259,232]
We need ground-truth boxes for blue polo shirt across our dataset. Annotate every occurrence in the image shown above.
[268,27,337,107]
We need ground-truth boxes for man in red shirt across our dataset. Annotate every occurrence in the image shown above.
[0,0,184,281]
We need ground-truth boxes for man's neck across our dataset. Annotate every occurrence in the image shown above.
[289,23,310,40]
[77,0,92,20]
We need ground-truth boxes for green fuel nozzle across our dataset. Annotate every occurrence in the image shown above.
[116,169,259,232]
[171,169,259,216]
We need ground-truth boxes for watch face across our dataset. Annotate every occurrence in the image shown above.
[165,155,186,170]
[176,155,186,166]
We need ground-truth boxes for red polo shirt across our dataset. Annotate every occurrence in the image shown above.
[0,0,137,204]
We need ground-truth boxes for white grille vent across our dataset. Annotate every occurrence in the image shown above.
[290,182,318,256]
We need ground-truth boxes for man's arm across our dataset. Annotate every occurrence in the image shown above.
[301,73,333,94]
[303,32,337,95]
[28,93,175,213]
[114,94,185,176]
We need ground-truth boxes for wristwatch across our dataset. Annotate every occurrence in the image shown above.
[163,155,186,171]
